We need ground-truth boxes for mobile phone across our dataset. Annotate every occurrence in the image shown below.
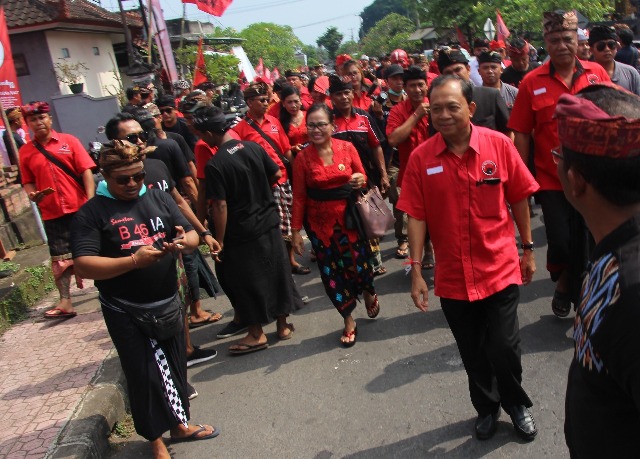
[39,187,55,196]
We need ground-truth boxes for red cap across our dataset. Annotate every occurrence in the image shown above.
[335,54,353,68]
[490,40,506,50]
[390,49,409,68]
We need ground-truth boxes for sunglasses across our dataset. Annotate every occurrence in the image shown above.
[160,107,173,114]
[252,97,270,104]
[113,170,146,185]
[595,40,617,52]
[124,131,147,143]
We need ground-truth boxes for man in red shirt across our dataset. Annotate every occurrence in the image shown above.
[398,75,539,442]
[285,70,314,108]
[233,82,309,275]
[508,10,611,317]
[386,66,433,265]
[19,102,95,319]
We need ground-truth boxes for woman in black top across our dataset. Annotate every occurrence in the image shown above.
[71,141,219,458]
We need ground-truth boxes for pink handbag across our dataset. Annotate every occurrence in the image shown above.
[355,186,395,239]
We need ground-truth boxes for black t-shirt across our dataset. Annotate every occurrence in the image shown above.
[71,188,192,302]
[166,131,195,163]
[146,137,190,183]
[501,61,540,88]
[205,140,280,245]
[163,118,198,153]
[144,158,175,194]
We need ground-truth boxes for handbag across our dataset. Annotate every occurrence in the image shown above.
[354,186,395,239]
[115,293,184,341]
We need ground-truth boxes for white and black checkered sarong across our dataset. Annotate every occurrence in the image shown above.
[272,180,293,240]
[150,338,188,427]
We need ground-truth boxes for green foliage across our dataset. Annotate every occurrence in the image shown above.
[317,26,344,61]
[301,44,328,67]
[239,23,303,70]
[337,40,361,58]
[359,0,411,37]
[360,13,421,57]
[0,261,19,273]
[174,46,240,85]
[112,414,135,438]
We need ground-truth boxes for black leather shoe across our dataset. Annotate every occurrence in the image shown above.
[475,411,499,440]
[506,405,537,441]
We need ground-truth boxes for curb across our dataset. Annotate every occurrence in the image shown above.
[46,349,127,459]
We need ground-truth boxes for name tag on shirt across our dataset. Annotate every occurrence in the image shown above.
[426,165,443,175]
[533,87,547,96]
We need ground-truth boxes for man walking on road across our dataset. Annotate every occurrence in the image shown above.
[19,102,95,319]
[556,85,640,458]
[398,75,540,442]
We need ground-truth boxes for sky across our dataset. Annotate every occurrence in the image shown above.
[102,0,375,46]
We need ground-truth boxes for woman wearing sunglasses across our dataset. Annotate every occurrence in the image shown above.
[71,141,220,458]
[291,104,380,347]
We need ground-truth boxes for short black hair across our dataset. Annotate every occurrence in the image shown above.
[105,112,136,140]
[616,27,634,46]
[306,103,333,123]
[427,74,473,105]
[125,87,139,100]
[562,86,640,206]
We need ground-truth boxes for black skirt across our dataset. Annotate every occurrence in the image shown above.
[216,226,302,324]
[102,304,189,441]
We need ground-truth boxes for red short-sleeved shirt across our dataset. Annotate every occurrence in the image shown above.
[397,125,540,301]
[194,132,240,179]
[233,114,291,183]
[299,86,314,109]
[386,98,429,186]
[508,59,610,191]
[19,131,95,220]
[352,89,373,111]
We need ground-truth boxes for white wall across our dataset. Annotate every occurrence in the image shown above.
[45,30,123,98]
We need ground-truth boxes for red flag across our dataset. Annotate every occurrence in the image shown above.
[193,37,207,86]
[255,58,264,77]
[264,67,272,84]
[182,0,232,17]
[0,7,23,120]
[272,67,281,81]
[496,10,511,41]
[456,27,470,52]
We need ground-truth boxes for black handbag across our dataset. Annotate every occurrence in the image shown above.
[114,293,184,341]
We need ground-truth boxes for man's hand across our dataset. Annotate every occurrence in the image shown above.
[410,270,429,311]
[414,102,430,120]
[132,245,166,267]
[204,235,222,262]
[371,100,383,119]
[520,251,536,285]
[379,174,390,193]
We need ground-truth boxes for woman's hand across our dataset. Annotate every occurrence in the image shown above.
[349,173,366,190]
[291,231,305,256]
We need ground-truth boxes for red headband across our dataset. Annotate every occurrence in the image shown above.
[21,101,50,117]
[555,92,640,158]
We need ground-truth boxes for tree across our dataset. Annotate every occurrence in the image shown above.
[359,0,411,37]
[174,46,240,84]
[239,23,303,70]
[337,40,361,57]
[301,44,328,66]
[317,26,344,62]
[360,13,421,57]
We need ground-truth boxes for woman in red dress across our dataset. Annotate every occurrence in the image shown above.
[278,85,307,157]
[291,104,380,347]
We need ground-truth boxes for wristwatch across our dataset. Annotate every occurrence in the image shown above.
[200,230,212,238]
[520,242,534,251]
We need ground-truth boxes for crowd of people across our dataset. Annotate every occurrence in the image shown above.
[8,9,640,458]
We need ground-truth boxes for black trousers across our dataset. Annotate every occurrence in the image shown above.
[537,190,591,303]
[440,284,532,416]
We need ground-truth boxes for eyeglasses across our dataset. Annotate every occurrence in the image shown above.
[306,122,331,131]
[160,108,173,114]
[113,170,146,185]
[124,131,147,143]
[551,147,564,164]
[595,40,617,52]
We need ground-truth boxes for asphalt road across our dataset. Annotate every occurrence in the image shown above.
[111,204,574,458]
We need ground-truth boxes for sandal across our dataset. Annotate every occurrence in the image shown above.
[552,290,572,318]
[395,242,409,259]
[373,266,387,276]
[292,265,311,275]
[365,294,380,319]
[277,323,295,340]
[341,326,357,348]
[421,253,435,270]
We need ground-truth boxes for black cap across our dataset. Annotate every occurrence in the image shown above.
[437,50,469,73]
[156,95,176,108]
[477,51,503,65]
[473,38,490,49]
[403,65,427,82]
[285,69,302,78]
[384,64,404,79]
[588,25,618,46]
[328,75,353,94]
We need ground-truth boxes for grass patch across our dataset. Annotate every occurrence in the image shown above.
[111,413,135,439]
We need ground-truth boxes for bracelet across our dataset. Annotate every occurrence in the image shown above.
[200,230,212,238]
[403,258,422,275]
[130,253,137,267]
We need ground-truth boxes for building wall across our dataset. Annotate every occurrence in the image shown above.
[45,30,122,98]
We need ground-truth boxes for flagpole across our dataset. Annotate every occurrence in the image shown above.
[179,3,186,79]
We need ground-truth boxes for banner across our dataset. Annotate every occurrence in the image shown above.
[496,10,511,41]
[150,0,179,83]
[182,0,232,17]
[193,37,207,86]
[0,8,22,117]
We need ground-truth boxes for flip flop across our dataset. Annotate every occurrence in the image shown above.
[422,254,435,270]
[365,294,380,319]
[341,326,357,348]
[189,312,224,329]
[277,323,295,340]
[171,425,220,442]
[229,342,269,355]
[43,308,77,320]
[395,243,409,259]
[291,265,311,275]
[373,266,387,276]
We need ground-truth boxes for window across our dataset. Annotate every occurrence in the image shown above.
[61,48,70,58]
[92,47,100,56]
[13,54,29,76]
